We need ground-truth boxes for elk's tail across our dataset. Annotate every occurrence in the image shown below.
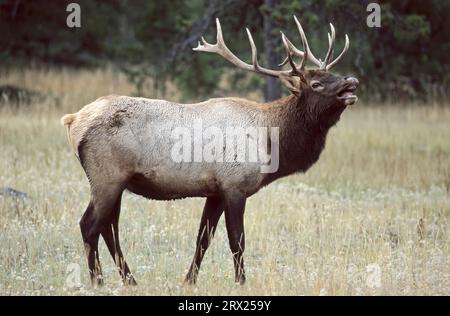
[61,113,76,126]
[60,113,78,156]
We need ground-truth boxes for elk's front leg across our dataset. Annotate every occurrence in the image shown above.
[223,191,247,284]
[185,196,224,284]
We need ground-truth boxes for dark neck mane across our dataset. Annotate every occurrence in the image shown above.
[262,94,345,183]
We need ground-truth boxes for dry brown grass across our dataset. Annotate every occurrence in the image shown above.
[0,68,449,295]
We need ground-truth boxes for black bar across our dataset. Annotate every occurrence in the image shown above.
[0,296,447,314]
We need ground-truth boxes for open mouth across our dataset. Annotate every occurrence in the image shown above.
[337,85,358,105]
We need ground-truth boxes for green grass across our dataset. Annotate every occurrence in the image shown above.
[0,68,449,295]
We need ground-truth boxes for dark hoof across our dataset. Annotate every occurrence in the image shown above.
[184,275,197,286]
[236,275,246,285]
[92,277,104,288]
[124,276,138,286]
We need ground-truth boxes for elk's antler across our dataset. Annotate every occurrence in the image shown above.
[194,18,295,78]
[194,17,349,77]
[280,31,307,73]
[325,34,349,70]
[279,16,349,71]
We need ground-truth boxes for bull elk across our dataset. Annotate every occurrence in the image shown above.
[61,16,358,286]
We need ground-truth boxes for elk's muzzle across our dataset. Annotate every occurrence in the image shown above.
[337,77,359,105]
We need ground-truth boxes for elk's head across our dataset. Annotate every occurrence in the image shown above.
[194,17,359,114]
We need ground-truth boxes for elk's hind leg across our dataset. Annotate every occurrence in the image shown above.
[100,192,137,286]
[80,200,104,287]
[80,183,128,287]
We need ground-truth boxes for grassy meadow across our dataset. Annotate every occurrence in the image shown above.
[0,68,449,295]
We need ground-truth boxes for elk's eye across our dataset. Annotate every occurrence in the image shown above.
[311,81,322,89]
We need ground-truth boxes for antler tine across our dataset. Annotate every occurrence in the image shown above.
[279,27,309,72]
[281,32,300,74]
[293,15,322,68]
[278,33,305,67]
[323,23,335,68]
[245,28,261,71]
[193,19,225,52]
[216,17,224,44]
[297,24,308,71]
[326,34,349,70]
[278,56,289,67]
[193,37,208,51]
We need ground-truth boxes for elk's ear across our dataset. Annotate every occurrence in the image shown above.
[278,73,301,96]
